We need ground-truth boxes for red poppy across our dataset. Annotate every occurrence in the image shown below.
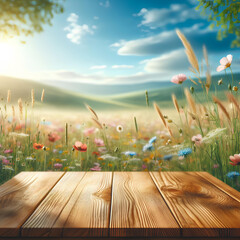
[48,133,60,142]
[33,143,44,150]
[92,151,100,156]
[73,141,87,152]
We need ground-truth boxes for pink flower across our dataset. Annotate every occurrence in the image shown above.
[142,164,147,170]
[90,162,101,171]
[191,134,203,146]
[229,154,240,166]
[94,138,104,147]
[171,74,187,84]
[4,149,13,154]
[54,163,62,169]
[216,54,232,72]
[213,164,219,169]
[83,127,95,136]
[2,159,10,165]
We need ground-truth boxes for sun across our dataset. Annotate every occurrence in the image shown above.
[0,40,16,75]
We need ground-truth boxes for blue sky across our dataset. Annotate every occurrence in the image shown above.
[1,0,239,84]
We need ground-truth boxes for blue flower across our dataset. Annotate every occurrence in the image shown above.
[143,143,154,152]
[58,150,63,154]
[163,154,173,161]
[226,171,240,179]
[178,148,192,157]
[149,136,157,144]
[123,151,137,157]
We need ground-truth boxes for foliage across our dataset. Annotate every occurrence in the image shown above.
[0,0,64,39]
[196,0,240,47]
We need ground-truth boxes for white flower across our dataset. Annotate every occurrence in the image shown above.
[216,55,233,72]
[116,125,123,132]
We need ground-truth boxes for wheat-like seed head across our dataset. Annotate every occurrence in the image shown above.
[153,102,167,127]
[176,29,199,74]
[227,93,240,117]
[171,94,180,113]
[31,89,35,107]
[7,90,11,103]
[206,70,211,94]
[41,89,45,102]
[18,98,23,120]
[12,105,15,118]
[184,88,197,114]
[91,117,103,129]
[85,104,99,120]
[212,95,231,124]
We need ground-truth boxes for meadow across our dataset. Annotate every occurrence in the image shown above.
[0,30,240,191]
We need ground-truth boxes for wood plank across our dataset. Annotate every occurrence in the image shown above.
[21,172,86,237]
[109,172,180,237]
[61,172,112,237]
[150,171,240,238]
[196,172,240,203]
[2,237,240,240]
[0,171,64,237]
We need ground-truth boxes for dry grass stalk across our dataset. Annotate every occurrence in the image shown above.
[172,94,180,113]
[227,93,240,117]
[212,95,231,123]
[7,90,11,103]
[18,98,23,120]
[206,70,211,94]
[41,89,45,102]
[153,102,167,127]
[31,89,35,107]
[91,117,102,129]
[86,104,99,120]
[176,29,199,74]
[184,88,197,114]
[203,45,209,67]
[12,105,15,118]
[189,76,198,85]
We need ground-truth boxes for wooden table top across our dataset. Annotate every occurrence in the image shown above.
[0,171,240,240]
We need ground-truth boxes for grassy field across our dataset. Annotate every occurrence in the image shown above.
[0,32,240,192]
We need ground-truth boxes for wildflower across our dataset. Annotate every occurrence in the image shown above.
[123,151,137,157]
[2,158,10,165]
[149,136,157,144]
[163,154,173,161]
[171,74,187,84]
[9,132,29,137]
[202,128,227,144]
[216,54,232,72]
[90,162,101,171]
[48,133,60,142]
[213,164,219,168]
[98,147,108,153]
[54,163,63,169]
[233,86,238,92]
[191,134,203,146]
[73,141,87,152]
[226,171,240,179]
[4,149,13,154]
[83,127,95,136]
[33,143,44,150]
[142,143,154,152]
[142,164,147,170]
[228,84,232,90]
[92,151,100,156]
[26,157,36,161]
[100,154,119,161]
[229,154,240,166]
[116,125,123,132]
[178,148,192,157]
[94,138,104,147]
[2,166,14,171]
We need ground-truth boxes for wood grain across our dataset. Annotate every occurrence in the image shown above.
[21,172,86,237]
[61,172,112,237]
[196,172,240,203]
[150,171,240,238]
[0,171,64,237]
[109,172,180,237]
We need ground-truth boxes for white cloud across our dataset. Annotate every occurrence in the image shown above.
[92,25,97,29]
[99,0,110,8]
[135,4,201,29]
[110,24,229,56]
[64,13,94,44]
[94,16,99,20]
[90,65,107,70]
[112,65,134,69]
[142,49,189,73]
